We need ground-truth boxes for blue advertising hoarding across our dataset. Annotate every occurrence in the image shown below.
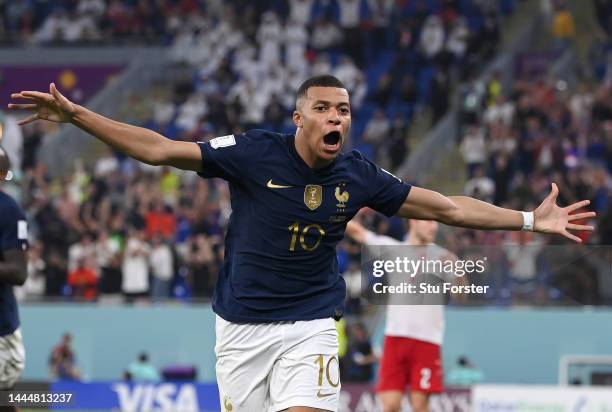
[50,381,220,412]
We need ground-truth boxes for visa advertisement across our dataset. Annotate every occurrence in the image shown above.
[50,381,220,411]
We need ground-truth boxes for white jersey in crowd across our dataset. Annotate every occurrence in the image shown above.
[364,232,455,346]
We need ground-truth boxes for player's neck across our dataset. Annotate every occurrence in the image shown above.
[294,131,333,170]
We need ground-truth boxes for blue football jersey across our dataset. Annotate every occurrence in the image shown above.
[0,191,28,336]
[197,130,411,323]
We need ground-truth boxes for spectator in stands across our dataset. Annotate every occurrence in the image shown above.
[186,234,217,298]
[503,231,545,296]
[363,109,391,162]
[387,114,410,171]
[551,3,576,50]
[95,229,122,296]
[420,15,444,61]
[344,323,377,382]
[338,0,364,66]
[310,16,343,52]
[122,229,150,303]
[67,233,96,273]
[149,235,174,302]
[460,126,487,178]
[257,12,283,71]
[126,352,160,382]
[288,0,314,26]
[430,69,452,123]
[284,19,308,71]
[145,199,177,240]
[446,356,484,387]
[16,242,45,301]
[67,257,98,301]
[49,333,81,381]
[35,8,70,44]
[492,155,512,205]
[464,166,495,203]
[45,250,68,298]
[484,95,515,127]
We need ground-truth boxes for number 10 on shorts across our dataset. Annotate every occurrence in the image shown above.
[315,355,340,389]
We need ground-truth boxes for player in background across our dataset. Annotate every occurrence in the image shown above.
[345,216,457,412]
[9,76,595,412]
[0,146,29,412]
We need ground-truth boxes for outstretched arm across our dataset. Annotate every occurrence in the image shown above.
[9,83,202,171]
[396,183,595,243]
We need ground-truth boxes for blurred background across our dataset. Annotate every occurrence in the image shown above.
[0,0,610,410]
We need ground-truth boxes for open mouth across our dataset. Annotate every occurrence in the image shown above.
[323,131,342,152]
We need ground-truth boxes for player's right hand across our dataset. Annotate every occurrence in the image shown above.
[8,83,76,126]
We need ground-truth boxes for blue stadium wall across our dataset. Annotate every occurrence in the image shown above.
[20,305,612,383]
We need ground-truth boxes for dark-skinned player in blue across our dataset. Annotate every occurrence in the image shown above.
[9,75,595,412]
[0,144,28,412]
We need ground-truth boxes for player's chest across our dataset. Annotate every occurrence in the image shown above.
[244,171,367,225]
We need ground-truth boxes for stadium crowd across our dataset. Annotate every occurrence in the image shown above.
[453,76,611,304]
[3,0,611,308]
[6,0,515,304]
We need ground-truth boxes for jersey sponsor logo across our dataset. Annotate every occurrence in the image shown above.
[17,220,27,240]
[304,185,322,210]
[334,184,349,208]
[209,135,236,149]
[266,179,293,189]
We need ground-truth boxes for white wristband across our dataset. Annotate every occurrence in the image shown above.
[521,211,534,231]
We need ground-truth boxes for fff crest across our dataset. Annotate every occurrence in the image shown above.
[304,185,322,210]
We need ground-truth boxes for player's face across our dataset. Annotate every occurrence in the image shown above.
[411,220,438,244]
[295,87,351,162]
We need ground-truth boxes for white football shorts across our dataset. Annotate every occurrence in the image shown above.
[0,328,25,390]
[215,315,340,411]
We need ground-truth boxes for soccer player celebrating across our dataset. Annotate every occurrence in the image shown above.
[9,76,594,412]
[0,146,28,411]
[345,217,455,412]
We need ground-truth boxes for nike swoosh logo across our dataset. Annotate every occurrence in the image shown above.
[266,179,293,189]
[316,390,336,398]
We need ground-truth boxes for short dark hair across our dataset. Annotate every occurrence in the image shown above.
[296,75,346,103]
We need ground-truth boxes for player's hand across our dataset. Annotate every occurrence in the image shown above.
[533,183,596,243]
[8,83,76,125]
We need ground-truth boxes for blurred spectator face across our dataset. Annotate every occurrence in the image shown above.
[495,155,508,170]
[81,234,92,246]
[409,220,439,244]
[351,323,367,341]
[474,166,486,178]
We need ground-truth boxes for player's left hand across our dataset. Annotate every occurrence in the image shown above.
[533,183,596,243]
